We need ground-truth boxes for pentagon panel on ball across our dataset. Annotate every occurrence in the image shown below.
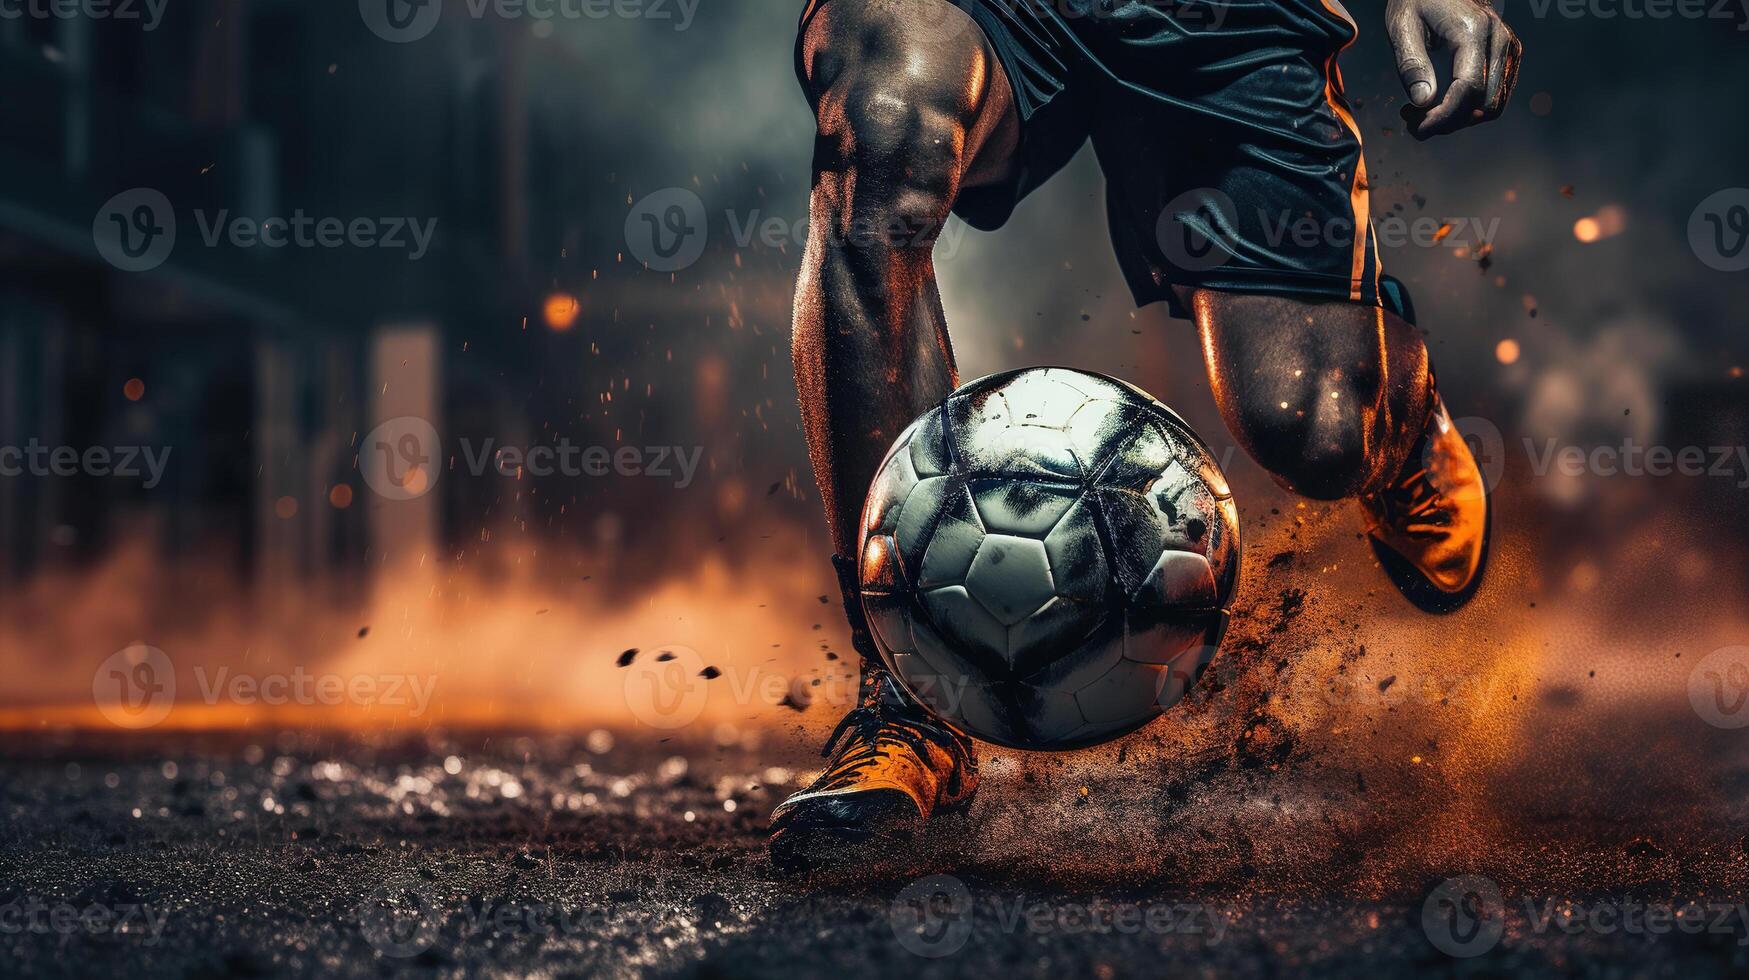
[857,367,1240,750]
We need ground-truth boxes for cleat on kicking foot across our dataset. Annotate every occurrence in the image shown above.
[1360,396,1492,613]
[768,665,978,874]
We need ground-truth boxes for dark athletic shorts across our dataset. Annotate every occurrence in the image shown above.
[796,0,1391,319]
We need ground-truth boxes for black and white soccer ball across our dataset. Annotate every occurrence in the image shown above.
[858,368,1240,750]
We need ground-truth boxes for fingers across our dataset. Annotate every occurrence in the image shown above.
[1412,15,1489,138]
[1389,12,1437,107]
[1481,23,1525,120]
[1489,30,1523,118]
[1483,27,1508,112]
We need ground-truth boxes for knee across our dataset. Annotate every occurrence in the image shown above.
[803,12,986,232]
[839,80,964,220]
[1229,371,1379,501]
[1279,417,1373,501]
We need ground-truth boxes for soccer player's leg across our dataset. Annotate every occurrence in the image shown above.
[773,0,1024,873]
[1188,288,1489,611]
[1077,0,1492,611]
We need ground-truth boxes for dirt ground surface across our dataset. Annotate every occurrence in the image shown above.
[1,724,1747,980]
[5,497,1749,978]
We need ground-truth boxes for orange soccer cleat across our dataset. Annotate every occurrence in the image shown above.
[1360,393,1492,613]
[768,661,979,873]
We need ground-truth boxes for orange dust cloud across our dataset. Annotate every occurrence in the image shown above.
[0,529,851,734]
[544,293,582,331]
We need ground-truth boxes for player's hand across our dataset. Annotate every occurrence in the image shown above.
[1386,0,1521,139]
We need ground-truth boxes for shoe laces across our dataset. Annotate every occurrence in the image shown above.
[812,697,957,792]
[1374,463,1451,532]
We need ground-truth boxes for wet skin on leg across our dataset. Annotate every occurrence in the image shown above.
[1187,287,1491,608]
[792,0,1019,556]
[772,0,1018,872]
[1184,288,1435,501]
[777,0,1493,872]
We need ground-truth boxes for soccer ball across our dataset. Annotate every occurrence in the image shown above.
[858,367,1240,750]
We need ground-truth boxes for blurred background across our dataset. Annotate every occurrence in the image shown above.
[1,0,1746,736]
